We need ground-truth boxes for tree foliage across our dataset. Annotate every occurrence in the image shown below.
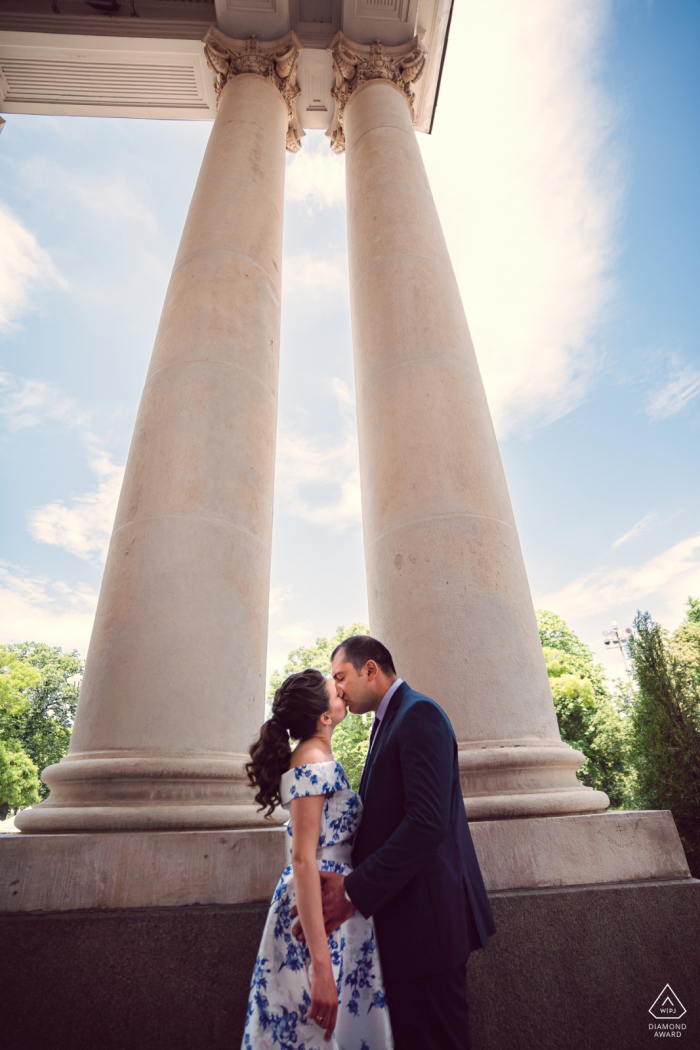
[685,595,700,626]
[0,651,41,728]
[626,607,700,876]
[536,610,633,808]
[0,643,82,804]
[0,739,40,820]
[268,624,372,790]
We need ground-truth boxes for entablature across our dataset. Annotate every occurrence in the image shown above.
[0,0,451,133]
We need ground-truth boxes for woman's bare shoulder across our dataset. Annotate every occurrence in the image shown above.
[289,741,333,768]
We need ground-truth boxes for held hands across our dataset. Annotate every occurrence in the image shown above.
[290,872,356,942]
[310,962,339,1042]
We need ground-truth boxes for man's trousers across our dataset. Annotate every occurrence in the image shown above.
[383,962,470,1050]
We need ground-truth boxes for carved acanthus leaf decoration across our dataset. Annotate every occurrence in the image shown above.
[326,32,427,155]
[203,27,305,153]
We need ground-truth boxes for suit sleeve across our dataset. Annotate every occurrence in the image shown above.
[344,700,453,918]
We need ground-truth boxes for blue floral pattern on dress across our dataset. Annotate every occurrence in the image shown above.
[241,761,394,1050]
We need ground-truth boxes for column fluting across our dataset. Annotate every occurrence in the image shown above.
[17,32,303,833]
[333,33,609,820]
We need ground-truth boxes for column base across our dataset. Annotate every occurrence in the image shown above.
[459,741,610,819]
[15,750,286,833]
[463,787,610,820]
[15,803,286,834]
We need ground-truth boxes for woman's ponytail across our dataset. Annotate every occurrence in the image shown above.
[246,668,330,817]
[246,717,292,818]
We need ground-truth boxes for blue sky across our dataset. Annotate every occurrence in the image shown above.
[0,0,698,688]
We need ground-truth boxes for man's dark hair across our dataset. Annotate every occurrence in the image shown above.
[331,635,396,676]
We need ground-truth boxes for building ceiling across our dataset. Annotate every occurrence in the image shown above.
[0,0,451,131]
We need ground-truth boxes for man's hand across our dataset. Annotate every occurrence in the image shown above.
[290,872,356,942]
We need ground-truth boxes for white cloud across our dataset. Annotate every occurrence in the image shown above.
[266,619,319,684]
[285,134,346,210]
[0,370,125,564]
[282,252,348,303]
[269,584,293,617]
[612,512,657,549]
[275,380,361,530]
[27,449,124,563]
[0,372,86,431]
[276,621,316,646]
[329,376,355,408]
[0,561,98,656]
[8,155,158,234]
[537,531,700,624]
[0,204,66,330]
[65,172,157,232]
[646,363,700,421]
[420,0,621,439]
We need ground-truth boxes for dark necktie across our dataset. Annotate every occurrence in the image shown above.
[368,715,382,754]
[359,714,382,798]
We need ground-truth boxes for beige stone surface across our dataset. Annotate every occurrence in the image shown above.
[471,810,691,893]
[17,70,289,835]
[1,812,689,912]
[0,827,286,912]
[343,77,608,820]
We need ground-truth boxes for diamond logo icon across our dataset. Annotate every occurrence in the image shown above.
[649,985,687,1020]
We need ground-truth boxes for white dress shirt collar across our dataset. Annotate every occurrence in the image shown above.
[374,677,403,724]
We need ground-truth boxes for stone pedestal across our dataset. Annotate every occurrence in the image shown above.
[1,811,689,912]
[2,811,694,1047]
[331,34,608,820]
[17,33,303,835]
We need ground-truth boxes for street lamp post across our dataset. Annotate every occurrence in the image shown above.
[603,620,634,683]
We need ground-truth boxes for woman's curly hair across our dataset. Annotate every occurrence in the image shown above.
[246,668,330,817]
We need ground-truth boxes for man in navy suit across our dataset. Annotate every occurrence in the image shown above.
[318,635,495,1050]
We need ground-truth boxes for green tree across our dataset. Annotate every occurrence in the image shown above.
[268,624,372,790]
[536,610,634,808]
[0,739,41,821]
[0,651,43,818]
[1,643,82,800]
[537,609,611,699]
[668,597,700,689]
[627,610,700,877]
[1,650,41,720]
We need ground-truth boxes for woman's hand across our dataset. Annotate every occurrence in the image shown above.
[310,962,338,1042]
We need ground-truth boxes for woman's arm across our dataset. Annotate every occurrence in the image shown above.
[290,793,338,1041]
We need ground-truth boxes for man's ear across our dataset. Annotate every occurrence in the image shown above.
[365,660,378,682]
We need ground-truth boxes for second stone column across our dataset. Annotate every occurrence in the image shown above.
[332,34,609,821]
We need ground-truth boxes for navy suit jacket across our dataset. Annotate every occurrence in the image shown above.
[344,682,496,980]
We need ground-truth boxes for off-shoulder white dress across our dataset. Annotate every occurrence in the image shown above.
[241,760,394,1050]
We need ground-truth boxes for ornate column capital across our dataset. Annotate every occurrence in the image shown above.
[326,32,427,155]
[203,26,305,152]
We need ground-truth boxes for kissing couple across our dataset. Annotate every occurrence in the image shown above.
[241,635,496,1050]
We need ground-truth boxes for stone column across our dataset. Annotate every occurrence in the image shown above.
[330,33,608,820]
[17,29,304,834]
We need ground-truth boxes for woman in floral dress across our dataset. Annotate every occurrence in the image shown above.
[242,668,394,1050]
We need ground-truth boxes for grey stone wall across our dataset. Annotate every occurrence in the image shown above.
[1,879,698,1050]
